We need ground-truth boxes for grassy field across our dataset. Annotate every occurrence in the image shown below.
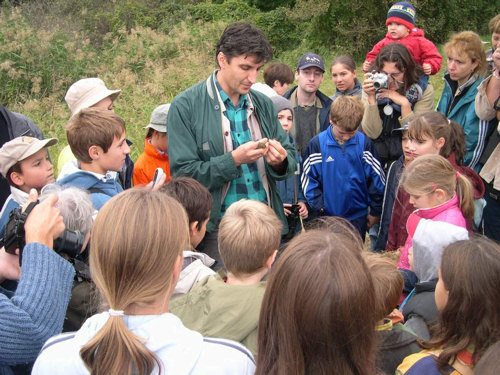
[0,4,490,176]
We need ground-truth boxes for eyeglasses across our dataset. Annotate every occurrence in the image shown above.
[388,72,405,89]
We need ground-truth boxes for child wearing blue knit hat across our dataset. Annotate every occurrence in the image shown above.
[362,1,442,76]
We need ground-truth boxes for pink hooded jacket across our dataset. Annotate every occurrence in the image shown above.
[398,194,466,270]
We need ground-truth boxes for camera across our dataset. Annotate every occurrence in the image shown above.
[370,71,389,90]
[0,201,84,262]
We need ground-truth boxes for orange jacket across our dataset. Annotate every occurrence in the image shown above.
[132,138,170,186]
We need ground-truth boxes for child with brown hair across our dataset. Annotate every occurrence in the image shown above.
[170,199,282,356]
[397,237,500,374]
[381,111,485,252]
[256,228,378,375]
[363,253,420,375]
[0,136,57,239]
[301,95,385,240]
[57,108,130,210]
[160,176,216,296]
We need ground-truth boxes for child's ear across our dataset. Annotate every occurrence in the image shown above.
[435,188,447,202]
[265,249,278,269]
[189,221,199,237]
[10,171,24,187]
[88,145,100,161]
[436,137,445,150]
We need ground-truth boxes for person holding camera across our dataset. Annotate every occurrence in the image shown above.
[361,43,434,169]
[0,190,75,374]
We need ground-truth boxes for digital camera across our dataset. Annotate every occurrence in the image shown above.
[0,201,84,263]
[370,71,389,90]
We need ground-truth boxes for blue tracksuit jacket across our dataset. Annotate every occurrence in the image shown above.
[301,126,385,221]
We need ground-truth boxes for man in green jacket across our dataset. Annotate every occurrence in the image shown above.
[167,22,297,266]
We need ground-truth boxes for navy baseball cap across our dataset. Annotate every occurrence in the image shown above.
[297,53,325,72]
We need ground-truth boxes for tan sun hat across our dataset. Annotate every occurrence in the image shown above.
[0,136,58,178]
[65,78,121,116]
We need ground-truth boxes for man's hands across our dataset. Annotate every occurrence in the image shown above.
[24,190,65,249]
[232,138,287,167]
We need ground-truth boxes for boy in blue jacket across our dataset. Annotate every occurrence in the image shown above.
[301,96,385,240]
[57,108,130,210]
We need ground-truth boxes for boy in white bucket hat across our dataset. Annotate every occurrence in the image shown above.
[58,78,134,189]
[0,136,58,238]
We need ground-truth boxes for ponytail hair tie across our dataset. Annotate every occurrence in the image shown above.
[456,171,461,179]
[431,183,438,190]
[108,308,125,317]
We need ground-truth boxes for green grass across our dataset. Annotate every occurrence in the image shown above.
[0,6,491,178]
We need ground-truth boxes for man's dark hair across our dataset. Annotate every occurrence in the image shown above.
[263,62,294,87]
[215,22,272,67]
[159,177,213,230]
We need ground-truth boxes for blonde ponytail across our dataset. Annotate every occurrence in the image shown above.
[80,316,160,375]
[456,173,475,219]
[80,190,190,375]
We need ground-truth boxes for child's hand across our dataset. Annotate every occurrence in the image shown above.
[298,202,308,219]
[283,203,292,216]
[366,214,379,228]
[422,63,432,75]
[362,60,372,73]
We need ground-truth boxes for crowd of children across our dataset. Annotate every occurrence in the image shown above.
[0,4,499,375]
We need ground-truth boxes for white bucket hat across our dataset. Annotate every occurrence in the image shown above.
[65,78,121,115]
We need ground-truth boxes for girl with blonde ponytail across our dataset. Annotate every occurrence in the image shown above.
[33,189,255,375]
[396,155,473,281]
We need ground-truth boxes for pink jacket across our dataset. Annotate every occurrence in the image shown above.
[365,28,442,75]
[398,194,466,270]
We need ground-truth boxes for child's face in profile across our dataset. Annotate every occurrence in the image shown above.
[401,131,414,163]
[387,22,410,40]
[16,148,55,192]
[191,215,210,249]
[435,269,449,312]
[277,109,293,134]
[96,131,130,174]
[408,190,443,210]
[406,133,443,159]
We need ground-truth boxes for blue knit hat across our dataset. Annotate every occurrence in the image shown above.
[386,1,416,31]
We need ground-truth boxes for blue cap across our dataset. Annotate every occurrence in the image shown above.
[297,53,325,72]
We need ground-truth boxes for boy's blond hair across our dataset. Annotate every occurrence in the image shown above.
[329,96,365,132]
[66,107,125,163]
[489,14,500,34]
[218,199,282,276]
[363,253,404,321]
